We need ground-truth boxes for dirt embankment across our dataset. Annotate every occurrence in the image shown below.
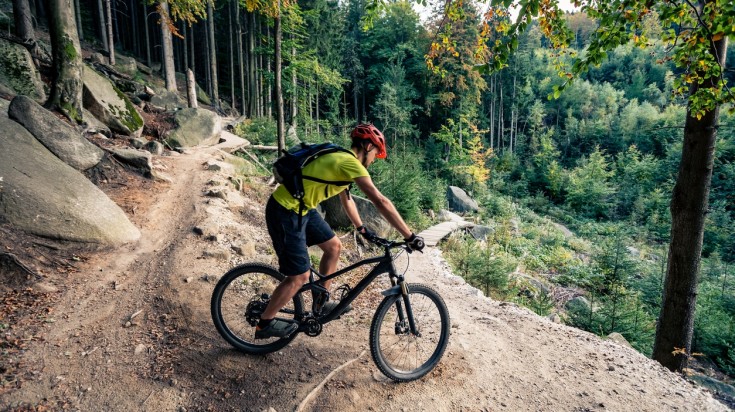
[0,133,731,412]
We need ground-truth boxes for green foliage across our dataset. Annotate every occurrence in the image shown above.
[515,289,555,317]
[232,118,279,146]
[444,235,516,299]
[565,148,616,219]
[366,146,433,223]
[566,290,656,355]
[693,258,735,372]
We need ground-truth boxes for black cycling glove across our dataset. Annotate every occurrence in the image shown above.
[357,225,379,243]
[405,233,425,251]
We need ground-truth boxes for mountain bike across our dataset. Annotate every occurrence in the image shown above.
[210,237,451,382]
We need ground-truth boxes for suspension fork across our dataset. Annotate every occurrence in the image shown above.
[390,275,420,336]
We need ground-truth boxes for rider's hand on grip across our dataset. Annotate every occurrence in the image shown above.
[357,225,379,243]
[405,233,425,252]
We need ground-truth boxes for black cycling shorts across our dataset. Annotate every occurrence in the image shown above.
[265,196,335,276]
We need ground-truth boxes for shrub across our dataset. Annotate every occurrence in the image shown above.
[232,118,278,146]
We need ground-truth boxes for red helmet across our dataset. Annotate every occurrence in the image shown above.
[351,123,387,159]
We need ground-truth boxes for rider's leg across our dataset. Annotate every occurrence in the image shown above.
[317,235,342,291]
[260,271,309,320]
[316,235,352,315]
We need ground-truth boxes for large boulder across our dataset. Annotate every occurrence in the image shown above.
[149,89,184,111]
[165,108,221,148]
[0,39,46,102]
[320,194,391,237]
[689,375,735,403]
[468,224,493,241]
[447,186,479,213]
[0,114,140,245]
[606,332,633,349]
[83,65,144,136]
[8,95,104,171]
[82,108,112,136]
[110,148,153,176]
[114,54,138,76]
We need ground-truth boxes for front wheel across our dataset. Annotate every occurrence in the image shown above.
[211,264,304,355]
[369,283,450,382]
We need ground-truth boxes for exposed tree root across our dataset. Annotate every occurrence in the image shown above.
[295,350,366,412]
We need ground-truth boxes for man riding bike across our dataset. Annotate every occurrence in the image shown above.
[257,123,425,339]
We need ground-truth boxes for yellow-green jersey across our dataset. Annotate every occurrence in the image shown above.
[272,150,369,214]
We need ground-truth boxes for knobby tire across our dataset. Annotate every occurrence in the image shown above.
[211,263,304,355]
[369,283,451,382]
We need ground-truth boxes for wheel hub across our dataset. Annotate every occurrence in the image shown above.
[303,317,322,337]
[245,294,270,327]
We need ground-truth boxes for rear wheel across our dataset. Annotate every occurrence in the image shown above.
[211,264,304,355]
[369,283,450,382]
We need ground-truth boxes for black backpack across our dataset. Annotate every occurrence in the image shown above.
[272,142,356,222]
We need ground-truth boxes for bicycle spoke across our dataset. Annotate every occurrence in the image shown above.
[371,285,449,380]
[211,264,304,354]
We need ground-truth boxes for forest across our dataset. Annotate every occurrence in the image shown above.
[5,0,735,383]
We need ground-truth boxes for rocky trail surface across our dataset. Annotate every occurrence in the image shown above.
[1,133,730,412]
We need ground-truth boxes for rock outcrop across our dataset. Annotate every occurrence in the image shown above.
[165,108,221,148]
[0,114,140,246]
[83,65,144,136]
[320,194,391,237]
[0,39,46,102]
[149,89,184,111]
[447,185,479,213]
[8,96,103,171]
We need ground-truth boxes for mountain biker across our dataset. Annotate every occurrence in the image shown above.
[257,123,425,339]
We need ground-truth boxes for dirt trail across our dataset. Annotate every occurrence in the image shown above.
[2,135,730,412]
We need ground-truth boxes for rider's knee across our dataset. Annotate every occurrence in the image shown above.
[290,271,310,285]
[322,237,342,257]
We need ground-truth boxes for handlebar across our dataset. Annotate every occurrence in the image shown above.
[367,236,422,253]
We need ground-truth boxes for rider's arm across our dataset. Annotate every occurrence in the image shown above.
[352,175,412,239]
[339,190,363,229]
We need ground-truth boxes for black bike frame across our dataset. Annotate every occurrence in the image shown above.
[295,245,414,327]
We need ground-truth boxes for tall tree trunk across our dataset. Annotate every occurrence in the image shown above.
[236,4,245,115]
[97,0,107,52]
[315,79,320,135]
[160,1,176,91]
[189,24,195,74]
[34,0,45,24]
[228,1,235,111]
[290,39,297,129]
[105,0,114,64]
[47,0,83,123]
[73,0,82,40]
[274,1,284,152]
[652,36,728,372]
[248,11,256,117]
[113,0,121,52]
[143,3,151,67]
[131,0,139,56]
[207,0,219,110]
[353,81,358,123]
[182,21,188,69]
[257,15,263,117]
[498,80,503,151]
[511,73,517,153]
[13,0,35,43]
[490,74,496,150]
[204,24,211,96]
[266,25,272,119]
